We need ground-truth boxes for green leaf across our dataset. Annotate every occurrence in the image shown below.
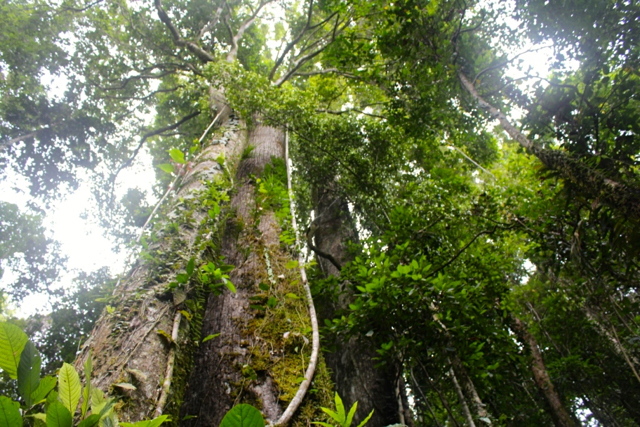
[186,258,195,276]
[223,278,236,293]
[46,401,72,427]
[345,401,357,427]
[31,376,56,404]
[0,396,22,427]
[219,404,265,427]
[81,353,92,418]
[18,340,41,407]
[169,149,186,164]
[356,410,374,427]
[90,387,105,415]
[120,415,170,427]
[77,414,101,427]
[157,329,174,344]
[58,363,81,415]
[202,334,220,343]
[285,293,299,300]
[334,392,346,424]
[0,322,28,379]
[285,260,299,270]
[158,163,174,174]
[176,273,189,284]
[321,407,341,424]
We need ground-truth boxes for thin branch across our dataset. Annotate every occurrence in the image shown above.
[109,110,201,204]
[274,14,347,86]
[197,4,225,41]
[0,131,39,152]
[473,45,553,85]
[426,227,498,279]
[58,0,104,13]
[269,0,316,80]
[226,0,272,61]
[317,108,386,120]
[154,0,216,62]
[306,221,343,271]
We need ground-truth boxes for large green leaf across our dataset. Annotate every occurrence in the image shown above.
[220,404,265,427]
[120,415,170,427]
[77,414,101,427]
[169,149,185,164]
[57,363,81,415]
[46,401,72,427]
[18,340,41,407]
[31,376,57,404]
[0,396,22,427]
[0,322,28,379]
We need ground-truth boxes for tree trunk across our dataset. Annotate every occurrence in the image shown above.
[312,184,403,427]
[74,109,245,422]
[510,317,578,427]
[179,122,333,426]
[582,305,640,385]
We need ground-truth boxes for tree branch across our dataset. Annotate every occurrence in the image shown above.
[109,110,201,204]
[269,0,316,80]
[154,0,216,62]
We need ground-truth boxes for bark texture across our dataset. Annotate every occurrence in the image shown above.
[511,317,577,427]
[312,185,402,427]
[180,123,332,426]
[74,111,245,422]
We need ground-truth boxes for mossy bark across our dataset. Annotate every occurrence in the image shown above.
[312,184,403,427]
[180,123,333,426]
[74,110,245,423]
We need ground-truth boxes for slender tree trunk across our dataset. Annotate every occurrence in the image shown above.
[312,184,403,427]
[180,122,332,426]
[450,368,476,427]
[447,355,490,425]
[74,109,244,422]
[582,305,640,385]
[510,317,578,427]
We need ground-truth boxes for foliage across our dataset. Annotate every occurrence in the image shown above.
[0,202,65,301]
[0,322,169,426]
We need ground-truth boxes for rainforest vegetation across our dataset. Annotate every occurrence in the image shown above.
[1,0,639,425]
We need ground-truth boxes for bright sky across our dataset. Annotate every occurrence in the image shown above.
[1,147,156,317]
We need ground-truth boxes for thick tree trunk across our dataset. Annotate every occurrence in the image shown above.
[312,185,403,427]
[74,109,244,422]
[180,123,332,426]
[510,317,577,427]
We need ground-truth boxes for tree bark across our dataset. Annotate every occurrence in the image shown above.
[510,316,578,427]
[180,123,332,426]
[74,110,245,422]
[312,184,403,427]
